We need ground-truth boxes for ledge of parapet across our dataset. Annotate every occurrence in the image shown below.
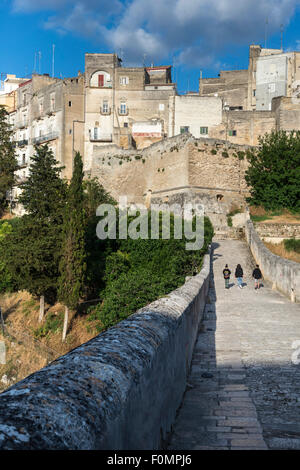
[245,220,300,301]
[0,249,211,450]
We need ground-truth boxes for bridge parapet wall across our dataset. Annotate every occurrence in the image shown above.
[245,220,300,302]
[0,251,211,450]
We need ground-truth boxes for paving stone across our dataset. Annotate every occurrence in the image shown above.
[167,240,300,451]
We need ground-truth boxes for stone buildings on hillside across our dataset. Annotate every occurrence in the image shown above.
[3,43,300,210]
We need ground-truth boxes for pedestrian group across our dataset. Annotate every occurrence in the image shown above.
[222,263,263,290]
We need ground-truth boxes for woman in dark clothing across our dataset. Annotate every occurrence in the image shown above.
[235,264,244,289]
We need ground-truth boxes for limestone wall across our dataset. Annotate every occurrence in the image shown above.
[0,251,211,450]
[245,220,300,302]
[254,223,300,242]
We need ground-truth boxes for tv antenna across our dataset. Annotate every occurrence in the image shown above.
[280,24,284,51]
[52,44,55,78]
[33,52,37,73]
[264,18,268,49]
[38,51,42,74]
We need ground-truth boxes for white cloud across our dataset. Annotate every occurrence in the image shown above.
[11,0,300,68]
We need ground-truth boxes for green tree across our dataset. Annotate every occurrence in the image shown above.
[18,144,66,222]
[245,130,300,211]
[58,152,87,341]
[0,107,18,214]
[83,177,116,298]
[3,145,67,316]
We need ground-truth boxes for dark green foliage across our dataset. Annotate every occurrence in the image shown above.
[58,152,87,309]
[0,221,14,292]
[245,131,300,211]
[34,311,64,338]
[284,238,300,254]
[83,178,116,298]
[211,149,217,155]
[3,216,62,301]
[89,213,214,330]
[18,144,67,222]
[2,146,67,301]
[0,107,18,214]
[222,151,229,158]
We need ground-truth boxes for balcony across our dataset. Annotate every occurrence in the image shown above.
[16,120,28,129]
[17,139,28,147]
[90,133,112,142]
[100,106,111,115]
[118,107,129,116]
[32,132,59,145]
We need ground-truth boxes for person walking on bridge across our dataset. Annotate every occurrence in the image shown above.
[223,264,231,289]
[252,264,263,290]
[235,264,244,289]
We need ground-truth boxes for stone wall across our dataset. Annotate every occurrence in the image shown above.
[245,220,300,302]
[89,134,251,230]
[0,251,211,450]
[254,222,300,243]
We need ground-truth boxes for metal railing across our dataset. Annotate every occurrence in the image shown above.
[118,107,129,116]
[17,139,28,147]
[90,133,112,142]
[32,132,59,144]
[100,106,111,115]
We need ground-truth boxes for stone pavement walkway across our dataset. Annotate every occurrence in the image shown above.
[167,239,300,450]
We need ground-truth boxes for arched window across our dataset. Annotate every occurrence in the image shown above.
[90,71,111,88]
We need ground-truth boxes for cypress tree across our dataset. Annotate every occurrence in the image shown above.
[58,152,87,341]
[0,107,18,214]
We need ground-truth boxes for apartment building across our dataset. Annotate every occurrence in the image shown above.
[84,53,176,170]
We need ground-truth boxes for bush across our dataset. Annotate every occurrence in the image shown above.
[89,213,214,331]
[284,239,300,254]
[34,311,64,338]
[245,131,300,212]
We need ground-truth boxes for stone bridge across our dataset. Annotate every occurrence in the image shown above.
[0,223,300,450]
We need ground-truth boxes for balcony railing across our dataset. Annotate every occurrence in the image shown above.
[90,133,112,142]
[32,132,59,144]
[118,107,129,116]
[17,139,28,147]
[100,106,111,115]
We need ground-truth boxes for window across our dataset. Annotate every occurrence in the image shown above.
[93,127,99,140]
[124,122,128,128]
[69,101,72,107]
[103,101,109,113]
[268,83,275,93]
[98,75,104,87]
[120,102,127,114]
[228,130,237,136]
[22,93,26,106]
[50,94,55,111]
[200,127,208,135]
[119,76,129,85]
[253,89,256,97]
[159,103,165,111]
[180,126,189,134]
[22,154,26,165]
[69,129,72,135]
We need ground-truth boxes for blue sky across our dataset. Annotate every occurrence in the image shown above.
[1,0,300,93]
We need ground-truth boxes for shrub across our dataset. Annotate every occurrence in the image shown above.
[284,238,300,254]
[34,311,64,338]
[89,213,214,331]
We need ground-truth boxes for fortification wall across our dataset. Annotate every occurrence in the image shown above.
[0,251,211,450]
[89,135,251,228]
[245,220,300,302]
